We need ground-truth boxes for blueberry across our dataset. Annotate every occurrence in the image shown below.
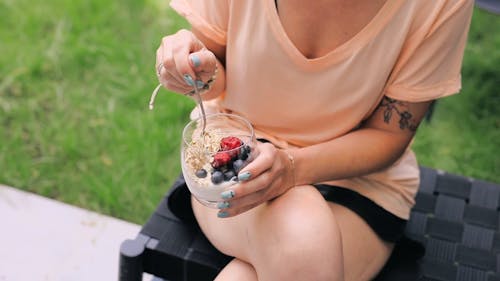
[212,166,226,173]
[195,169,207,178]
[239,145,251,160]
[211,171,224,184]
[232,159,245,173]
[224,170,235,181]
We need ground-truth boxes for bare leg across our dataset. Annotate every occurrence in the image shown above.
[193,185,393,281]
[214,258,258,281]
[328,204,394,280]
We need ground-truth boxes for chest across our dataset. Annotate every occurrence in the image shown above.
[276,0,387,59]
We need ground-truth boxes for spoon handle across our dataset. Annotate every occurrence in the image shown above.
[192,77,207,135]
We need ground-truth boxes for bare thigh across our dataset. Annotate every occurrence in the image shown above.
[328,203,394,281]
[192,185,394,281]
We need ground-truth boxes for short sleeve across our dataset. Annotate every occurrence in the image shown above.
[170,0,229,46]
[385,0,474,102]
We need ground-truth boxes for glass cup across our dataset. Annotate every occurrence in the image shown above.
[181,113,258,208]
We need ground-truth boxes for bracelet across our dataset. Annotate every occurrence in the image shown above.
[283,149,296,188]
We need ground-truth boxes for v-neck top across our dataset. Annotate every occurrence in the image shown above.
[265,0,400,66]
[170,0,473,219]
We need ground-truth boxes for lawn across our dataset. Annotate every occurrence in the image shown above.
[0,0,499,224]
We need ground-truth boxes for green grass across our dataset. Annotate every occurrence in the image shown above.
[0,0,193,223]
[412,8,500,182]
[0,1,498,224]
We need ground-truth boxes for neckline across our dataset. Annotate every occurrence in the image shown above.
[264,0,402,68]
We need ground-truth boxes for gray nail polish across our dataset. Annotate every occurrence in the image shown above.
[196,80,205,89]
[221,190,235,200]
[217,211,229,218]
[217,201,230,209]
[238,171,251,181]
[190,54,201,68]
[183,74,194,86]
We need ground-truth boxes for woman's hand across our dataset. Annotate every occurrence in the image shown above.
[156,29,218,95]
[216,142,296,218]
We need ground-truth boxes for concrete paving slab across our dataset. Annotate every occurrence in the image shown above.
[0,184,152,281]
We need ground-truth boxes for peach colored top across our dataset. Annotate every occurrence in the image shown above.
[170,0,474,219]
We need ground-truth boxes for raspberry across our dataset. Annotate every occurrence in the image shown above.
[220,136,243,151]
[212,152,232,168]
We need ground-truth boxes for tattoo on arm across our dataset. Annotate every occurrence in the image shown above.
[379,97,418,131]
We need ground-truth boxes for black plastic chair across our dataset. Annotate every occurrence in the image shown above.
[476,0,500,15]
[119,167,500,281]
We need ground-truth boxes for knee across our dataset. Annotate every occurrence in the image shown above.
[253,186,344,280]
[271,238,342,281]
[267,185,339,241]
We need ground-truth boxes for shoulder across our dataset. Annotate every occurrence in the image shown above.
[408,0,474,25]
[394,0,473,41]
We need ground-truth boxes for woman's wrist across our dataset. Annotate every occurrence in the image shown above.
[282,149,297,188]
[286,148,317,186]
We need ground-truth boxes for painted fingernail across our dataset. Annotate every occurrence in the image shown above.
[238,171,251,181]
[217,201,230,209]
[217,211,229,218]
[221,190,235,200]
[183,74,194,86]
[190,54,201,68]
[196,80,205,89]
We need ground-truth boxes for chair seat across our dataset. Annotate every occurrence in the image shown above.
[119,167,500,281]
[476,0,500,14]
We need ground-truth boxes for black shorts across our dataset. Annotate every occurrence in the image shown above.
[167,176,406,243]
[312,184,406,242]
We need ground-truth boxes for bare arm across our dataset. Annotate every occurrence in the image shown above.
[292,96,432,184]
[220,96,432,217]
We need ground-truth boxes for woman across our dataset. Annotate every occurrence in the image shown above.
[155,0,474,280]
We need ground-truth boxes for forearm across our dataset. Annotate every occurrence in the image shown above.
[292,127,413,185]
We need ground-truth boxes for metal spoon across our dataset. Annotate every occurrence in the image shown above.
[148,84,162,110]
[192,76,207,136]
[149,78,207,136]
